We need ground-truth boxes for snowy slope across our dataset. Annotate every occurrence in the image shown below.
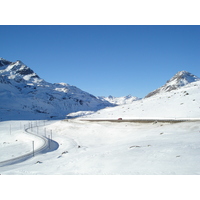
[1,69,200,175]
[0,121,44,162]
[81,75,200,119]
[145,71,200,98]
[0,58,113,120]
[1,118,200,175]
[98,95,140,105]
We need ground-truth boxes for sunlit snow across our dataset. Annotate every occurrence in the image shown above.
[1,58,200,175]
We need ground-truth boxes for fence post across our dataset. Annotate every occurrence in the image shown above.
[32,141,34,157]
[48,135,50,149]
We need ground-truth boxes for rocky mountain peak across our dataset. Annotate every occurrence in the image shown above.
[0,58,41,83]
[0,58,12,67]
[98,95,140,105]
[0,57,114,120]
[145,71,200,98]
[167,71,199,86]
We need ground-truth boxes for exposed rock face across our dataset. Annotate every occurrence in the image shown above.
[0,58,12,67]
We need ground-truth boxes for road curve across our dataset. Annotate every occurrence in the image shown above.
[0,125,55,167]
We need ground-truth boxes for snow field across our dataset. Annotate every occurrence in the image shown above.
[1,119,200,175]
[1,80,200,174]
[57,120,200,175]
[80,81,200,119]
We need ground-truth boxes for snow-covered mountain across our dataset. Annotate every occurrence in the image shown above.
[145,71,200,98]
[1,65,200,175]
[98,95,140,105]
[0,58,113,120]
[80,71,200,119]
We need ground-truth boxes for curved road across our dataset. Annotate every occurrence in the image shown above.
[0,123,58,167]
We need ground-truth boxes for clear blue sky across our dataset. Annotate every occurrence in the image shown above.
[1,25,200,98]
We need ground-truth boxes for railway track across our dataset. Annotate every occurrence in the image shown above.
[0,125,50,167]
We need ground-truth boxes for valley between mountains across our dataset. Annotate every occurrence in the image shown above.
[1,58,200,174]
